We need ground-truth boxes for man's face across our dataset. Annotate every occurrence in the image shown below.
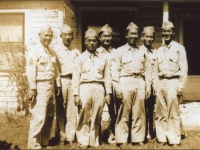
[61,31,73,47]
[99,31,112,47]
[126,29,139,46]
[39,30,53,47]
[84,36,98,52]
[141,31,155,47]
[162,28,174,42]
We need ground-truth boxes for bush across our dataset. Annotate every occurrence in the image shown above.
[0,42,30,116]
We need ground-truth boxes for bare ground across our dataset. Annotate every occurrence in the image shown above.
[1,112,200,150]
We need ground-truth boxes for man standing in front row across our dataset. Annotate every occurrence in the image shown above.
[140,26,158,141]
[112,22,151,149]
[55,24,80,147]
[26,25,60,149]
[97,24,116,144]
[155,21,188,147]
[73,28,112,149]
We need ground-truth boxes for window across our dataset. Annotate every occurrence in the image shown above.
[0,13,24,43]
[0,13,24,71]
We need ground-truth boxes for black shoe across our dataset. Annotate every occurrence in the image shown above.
[120,142,128,149]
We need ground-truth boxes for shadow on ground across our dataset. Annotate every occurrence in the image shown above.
[0,140,20,150]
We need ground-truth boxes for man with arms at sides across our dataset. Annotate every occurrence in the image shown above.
[73,28,112,149]
[112,22,151,149]
[97,24,116,144]
[155,21,188,148]
[55,24,80,148]
[140,26,158,142]
[26,24,60,149]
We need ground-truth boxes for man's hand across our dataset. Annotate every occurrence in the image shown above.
[104,94,111,105]
[145,90,151,99]
[74,95,82,106]
[177,88,183,96]
[27,89,37,99]
[57,87,61,96]
[116,90,123,99]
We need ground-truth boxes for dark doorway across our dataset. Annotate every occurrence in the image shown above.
[183,20,200,75]
[82,11,136,51]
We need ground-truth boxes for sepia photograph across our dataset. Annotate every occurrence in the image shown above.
[0,0,200,149]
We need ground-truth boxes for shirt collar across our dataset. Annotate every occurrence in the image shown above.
[98,46,113,53]
[141,44,153,53]
[126,43,139,51]
[40,43,50,54]
[163,40,174,49]
[85,49,99,57]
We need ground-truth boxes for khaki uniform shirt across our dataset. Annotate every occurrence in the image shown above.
[112,43,150,93]
[56,44,80,76]
[26,43,60,89]
[73,50,112,95]
[140,45,158,90]
[96,46,116,73]
[156,40,188,89]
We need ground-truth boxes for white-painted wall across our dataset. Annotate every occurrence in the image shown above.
[0,0,65,110]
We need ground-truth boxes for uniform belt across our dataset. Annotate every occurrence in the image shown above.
[60,74,72,79]
[81,81,103,85]
[37,79,53,83]
[159,76,180,79]
[131,74,143,78]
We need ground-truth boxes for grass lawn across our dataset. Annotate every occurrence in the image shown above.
[1,111,200,149]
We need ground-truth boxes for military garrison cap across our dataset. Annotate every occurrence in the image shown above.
[143,26,155,34]
[61,24,72,33]
[85,28,97,39]
[39,24,53,33]
[162,21,174,29]
[126,22,139,30]
[100,24,113,34]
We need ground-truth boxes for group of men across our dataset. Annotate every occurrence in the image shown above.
[26,20,188,149]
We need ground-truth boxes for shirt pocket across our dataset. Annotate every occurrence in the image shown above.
[169,51,179,63]
[38,55,49,67]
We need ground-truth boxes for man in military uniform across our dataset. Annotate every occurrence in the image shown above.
[97,24,116,144]
[26,25,60,149]
[112,22,150,149]
[55,24,80,147]
[140,26,158,141]
[155,21,188,147]
[73,28,112,149]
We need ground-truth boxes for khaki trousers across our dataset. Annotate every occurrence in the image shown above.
[28,81,54,149]
[115,77,146,143]
[155,78,181,144]
[55,77,76,142]
[76,83,105,147]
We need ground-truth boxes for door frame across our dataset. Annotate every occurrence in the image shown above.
[175,8,200,100]
[77,7,138,51]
